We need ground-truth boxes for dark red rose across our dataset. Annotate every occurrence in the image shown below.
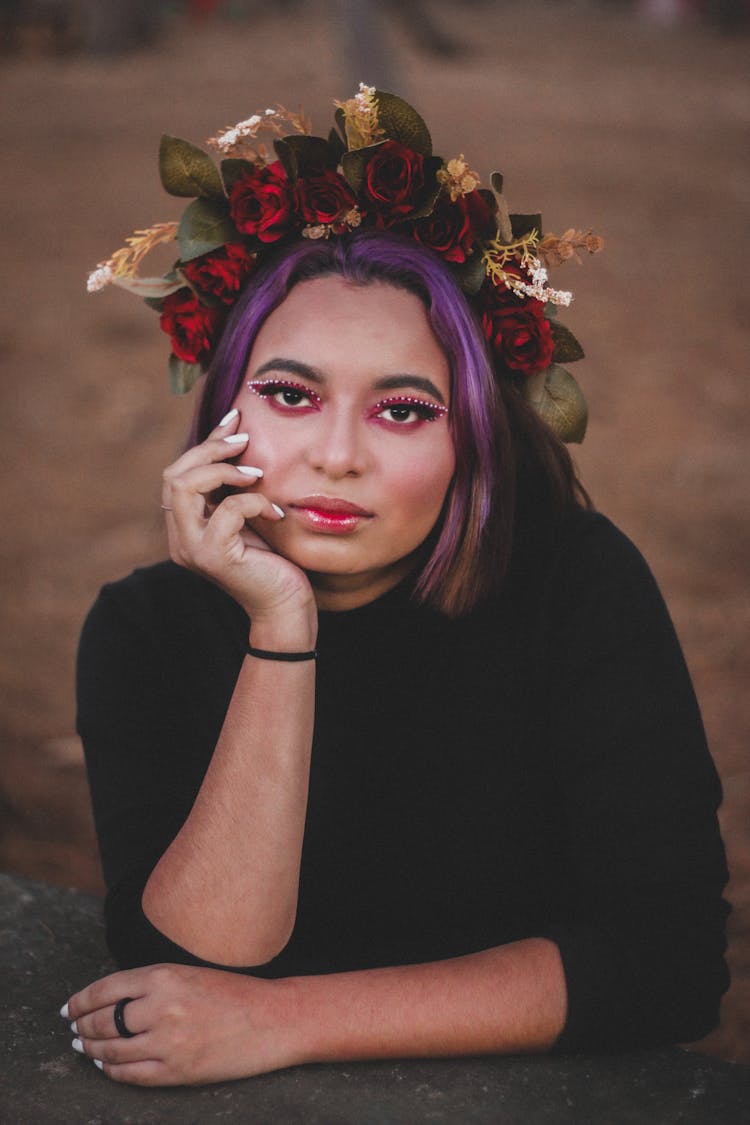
[229,161,297,243]
[159,288,223,365]
[412,190,494,264]
[481,286,554,377]
[181,243,256,306]
[296,170,357,226]
[362,140,425,225]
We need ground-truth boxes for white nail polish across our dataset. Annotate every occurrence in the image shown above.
[218,408,238,427]
[72,1038,84,1054]
[59,1002,69,1019]
[236,466,263,478]
[272,504,285,518]
[70,1020,78,1034]
[93,1059,104,1071]
[223,433,249,445]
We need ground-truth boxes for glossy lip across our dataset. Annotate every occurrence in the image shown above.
[289,495,374,534]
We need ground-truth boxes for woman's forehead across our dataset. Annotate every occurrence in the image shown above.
[249,277,451,393]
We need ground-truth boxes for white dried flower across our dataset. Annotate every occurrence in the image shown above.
[86,264,114,293]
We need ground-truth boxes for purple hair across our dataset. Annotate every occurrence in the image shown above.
[191,232,513,616]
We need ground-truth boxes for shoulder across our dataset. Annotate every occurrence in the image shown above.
[81,560,243,650]
[503,507,679,663]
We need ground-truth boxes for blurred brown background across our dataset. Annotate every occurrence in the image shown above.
[1,0,748,1063]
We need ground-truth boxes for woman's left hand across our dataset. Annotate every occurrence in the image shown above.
[63,963,303,1086]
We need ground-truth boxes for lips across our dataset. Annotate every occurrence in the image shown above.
[289,495,374,533]
[290,496,374,517]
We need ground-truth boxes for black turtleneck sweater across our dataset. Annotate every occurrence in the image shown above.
[77,509,729,1051]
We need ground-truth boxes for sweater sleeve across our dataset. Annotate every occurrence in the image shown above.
[537,515,730,1050]
[76,569,241,970]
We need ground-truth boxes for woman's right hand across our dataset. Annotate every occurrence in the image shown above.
[161,410,315,632]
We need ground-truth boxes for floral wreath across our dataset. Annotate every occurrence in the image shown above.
[87,85,602,443]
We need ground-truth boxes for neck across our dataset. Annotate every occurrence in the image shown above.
[309,555,417,612]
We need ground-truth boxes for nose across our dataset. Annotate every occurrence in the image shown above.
[307,406,368,479]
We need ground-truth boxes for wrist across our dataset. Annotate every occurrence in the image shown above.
[248,609,318,654]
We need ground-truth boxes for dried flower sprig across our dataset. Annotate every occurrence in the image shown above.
[334,83,384,151]
[86,222,179,291]
[537,228,604,268]
[437,155,481,202]
[208,104,312,157]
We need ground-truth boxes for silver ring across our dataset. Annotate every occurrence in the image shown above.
[160,504,174,511]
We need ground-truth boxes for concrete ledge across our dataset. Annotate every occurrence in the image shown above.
[1,872,748,1124]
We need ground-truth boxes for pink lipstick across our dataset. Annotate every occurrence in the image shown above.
[289,496,374,534]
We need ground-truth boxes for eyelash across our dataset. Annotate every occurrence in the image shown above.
[247,380,448,425]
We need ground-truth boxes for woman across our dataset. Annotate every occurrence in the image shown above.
[65,94,729,1086]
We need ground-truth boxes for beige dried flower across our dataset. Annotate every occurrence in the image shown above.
[334,83,384,151]
[537,229,604,268]
[208,104,311,158]
[87,221,179,290]
[437,154,481,202]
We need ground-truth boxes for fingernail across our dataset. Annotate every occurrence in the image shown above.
[272,504,285,518]
[236,465,263,478]
[72,1038,85,1054]
[70,1020,78,1034]
[223,433,249,445]
[93,1059,104,1071]
[59,1002,69,1019]
[219,408,239,427]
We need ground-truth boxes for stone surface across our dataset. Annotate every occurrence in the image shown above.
[1,873,748,1123]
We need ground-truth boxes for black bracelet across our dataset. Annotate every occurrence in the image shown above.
[247,644,317,662]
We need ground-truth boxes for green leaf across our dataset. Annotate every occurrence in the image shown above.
[112,274,184,299]
[454,250,487,296]
[274,135,337,180]
[521,364,588,444]
[510,213,542,239]
[177,198,236,262]
[159,135,224,200]
[220,158,254,194]
[169,353,203,395]
[408,156,443,220]
[328,126,346,165]
[341,141,382,194]
[550,321,585,364]
[374,91,432,156]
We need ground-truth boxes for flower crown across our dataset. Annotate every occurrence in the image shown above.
[88,85,602,443]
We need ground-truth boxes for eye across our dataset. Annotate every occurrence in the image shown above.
[372,397,448,425]
[247,379,321,411]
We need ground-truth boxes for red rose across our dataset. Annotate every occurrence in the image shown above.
[229,161,297,243]
[181,243,256,306]
[159,289,223,365]
[362,140,425,225]
[412,190,494,264]
[296,170,357,226]
[481,287,554,377]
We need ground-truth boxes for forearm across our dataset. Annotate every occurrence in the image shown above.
[142,614,316,966]
[285,938,567,1064]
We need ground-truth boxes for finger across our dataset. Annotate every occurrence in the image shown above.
[98,1059,169,1086]
[74,1032,155,1066]
[200,492,285,551]
[67,969,152,1021]
[74,996,149,1041]
[166,462,264,516]
[163,432,251,491]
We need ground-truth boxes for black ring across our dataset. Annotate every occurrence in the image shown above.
[113,997,136,1038]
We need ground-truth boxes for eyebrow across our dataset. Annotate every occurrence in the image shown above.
[251,358,447,405]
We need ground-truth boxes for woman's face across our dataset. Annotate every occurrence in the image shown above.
[231,276,455,610]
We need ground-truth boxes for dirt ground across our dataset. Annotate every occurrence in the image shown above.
[1,0,748,1064]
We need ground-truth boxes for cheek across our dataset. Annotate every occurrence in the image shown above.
[391,440,455,520]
